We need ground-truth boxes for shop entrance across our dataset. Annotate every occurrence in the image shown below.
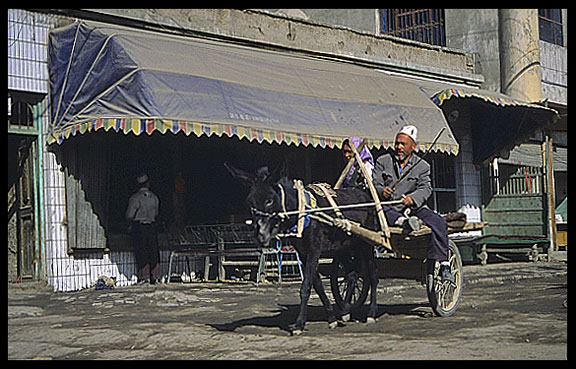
[8,135,39,281]
[58,131,361,252]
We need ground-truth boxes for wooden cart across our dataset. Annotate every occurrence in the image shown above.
[329,221,483,317]
[315,138,484,317]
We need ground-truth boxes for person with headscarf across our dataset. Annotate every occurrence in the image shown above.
[341,136,374,190]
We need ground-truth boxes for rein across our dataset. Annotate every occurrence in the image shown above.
[252,179,402,239]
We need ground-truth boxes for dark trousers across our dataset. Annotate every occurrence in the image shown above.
[382,206,449,262]
[131,222,161,281]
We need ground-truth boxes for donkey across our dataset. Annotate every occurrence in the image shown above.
[225,162,380,335]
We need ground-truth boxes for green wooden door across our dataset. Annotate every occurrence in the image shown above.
[15,137,38,279]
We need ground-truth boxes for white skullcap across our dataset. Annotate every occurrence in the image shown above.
[398,125,418,143]
[136,173,149,185]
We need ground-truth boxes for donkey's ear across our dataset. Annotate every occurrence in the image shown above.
[224,162,255,188]
[266,159,287,184]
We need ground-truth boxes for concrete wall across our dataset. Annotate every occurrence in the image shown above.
[445,9,501,92]
[445,8,568,105]
[300,9,376,33]
[88,9,480,85]
[540,40,568,105]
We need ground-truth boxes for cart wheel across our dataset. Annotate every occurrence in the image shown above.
[426,240,463,317]
[330,253,369,310]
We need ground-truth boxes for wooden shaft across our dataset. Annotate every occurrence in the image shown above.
[334,139,366,189]
[348,140,391,243]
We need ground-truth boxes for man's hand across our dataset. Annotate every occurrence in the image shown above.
[382,187,395,199]
[401,195,414,207]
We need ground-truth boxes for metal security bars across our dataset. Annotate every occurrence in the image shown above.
[379,9,446,47]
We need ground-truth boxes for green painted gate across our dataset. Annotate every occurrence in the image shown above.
[482,164,546,236]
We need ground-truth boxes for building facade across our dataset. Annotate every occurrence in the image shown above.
[8,9,565,291]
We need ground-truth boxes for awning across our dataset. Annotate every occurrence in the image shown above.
[47,21,458,154]
[426,85,557,165]
[387,75,559,165]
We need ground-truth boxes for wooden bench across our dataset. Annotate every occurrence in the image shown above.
[453,234,550,265]
[166,224,302,283]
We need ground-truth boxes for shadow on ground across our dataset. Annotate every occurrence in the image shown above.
[208,302,430,333]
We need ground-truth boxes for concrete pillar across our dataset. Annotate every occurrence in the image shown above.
[498,9,542,102]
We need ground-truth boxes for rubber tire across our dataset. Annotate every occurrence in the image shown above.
[426,240,463,317]
[330,254,369,310]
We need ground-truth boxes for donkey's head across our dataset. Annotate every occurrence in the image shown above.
[225,162,291,246]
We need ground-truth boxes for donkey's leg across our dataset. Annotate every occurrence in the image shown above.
[291,255,318,335]
[340,270,357,322]
[366,254,379,323]
[311,271,338,329]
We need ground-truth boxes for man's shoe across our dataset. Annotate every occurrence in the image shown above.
[440,264,455,284]
[404,216,422,232]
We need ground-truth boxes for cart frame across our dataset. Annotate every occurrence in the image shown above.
[287,138,483,317]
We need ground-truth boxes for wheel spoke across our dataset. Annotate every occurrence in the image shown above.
[426,241,463,316]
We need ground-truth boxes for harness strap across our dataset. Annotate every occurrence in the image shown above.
[294,179,308,237]
[276,179,316,239]
[277,183,288,215]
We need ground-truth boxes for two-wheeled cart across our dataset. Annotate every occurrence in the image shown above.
[328,220,483,317]
[303,137,484,317]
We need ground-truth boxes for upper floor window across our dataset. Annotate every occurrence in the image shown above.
[379,9,446,46]
[538,9,564,46]
[8,91,43,131]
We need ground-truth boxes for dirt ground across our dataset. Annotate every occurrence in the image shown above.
[8,261,567,360]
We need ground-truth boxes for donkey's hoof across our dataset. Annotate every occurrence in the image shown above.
[328,320,338,329]
[366,317,377,324]
[341,313,351,322]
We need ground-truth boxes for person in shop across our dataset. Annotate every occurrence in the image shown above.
[126,173,161,284]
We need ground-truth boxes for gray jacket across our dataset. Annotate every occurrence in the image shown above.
[372,152,432,212]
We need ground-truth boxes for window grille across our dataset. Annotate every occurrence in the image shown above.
[427,153,456,214]
[379,9,446,46]
[8,91,44,131]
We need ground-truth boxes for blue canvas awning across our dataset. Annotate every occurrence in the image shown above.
[48,20,459,153]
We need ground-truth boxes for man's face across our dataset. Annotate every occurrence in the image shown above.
[394,133,416,161]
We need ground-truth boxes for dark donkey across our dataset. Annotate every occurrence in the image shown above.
[225,162,380,335]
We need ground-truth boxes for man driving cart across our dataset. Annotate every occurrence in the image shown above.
[373,125,454,283]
